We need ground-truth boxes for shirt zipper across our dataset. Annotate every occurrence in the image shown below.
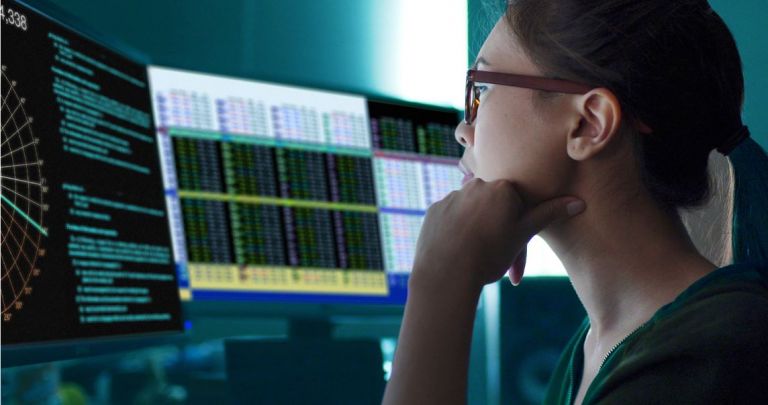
[597,322,647,370]
[566,321,649,405]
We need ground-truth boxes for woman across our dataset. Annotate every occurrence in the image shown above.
[382,1,768,404]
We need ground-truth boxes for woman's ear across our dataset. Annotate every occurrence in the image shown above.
[566,88,622,161]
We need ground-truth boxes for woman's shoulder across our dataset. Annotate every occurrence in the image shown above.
[591,264,768,403]
[664,263,766,315]
[633,262,768,355]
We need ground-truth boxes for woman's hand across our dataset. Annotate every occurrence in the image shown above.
[382,179,585,405]
[412,178,586,290]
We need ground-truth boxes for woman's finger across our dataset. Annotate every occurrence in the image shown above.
[518,197,586,237]
[508,245,527,286]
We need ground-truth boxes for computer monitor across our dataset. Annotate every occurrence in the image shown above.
[1,0,182,348]
[147,66,464,306]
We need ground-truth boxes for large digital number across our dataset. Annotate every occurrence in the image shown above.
[0,6,28,31]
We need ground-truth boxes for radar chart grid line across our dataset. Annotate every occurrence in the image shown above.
[1,65,47,320]
[1,202,37,269]
[1,195,47,236]
[2,184,42,208]
[1,175,43,187]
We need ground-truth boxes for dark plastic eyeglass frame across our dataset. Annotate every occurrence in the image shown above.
[464,69,594,125]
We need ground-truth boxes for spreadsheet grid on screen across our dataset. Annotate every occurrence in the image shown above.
[148,66,464,304]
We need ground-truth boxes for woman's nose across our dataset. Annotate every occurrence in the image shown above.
[454,121,474,148]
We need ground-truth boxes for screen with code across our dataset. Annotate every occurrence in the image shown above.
[148,66,463,304]
[1,0,182,345]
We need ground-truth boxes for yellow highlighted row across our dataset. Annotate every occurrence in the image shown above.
[178,190,378,213]
[168,128,373,158]
[186,263,389,295]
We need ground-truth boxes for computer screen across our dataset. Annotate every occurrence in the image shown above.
[148,66,463,305]
[1,0,182,345]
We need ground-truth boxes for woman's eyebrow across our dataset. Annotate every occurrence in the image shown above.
[472,56,491,69]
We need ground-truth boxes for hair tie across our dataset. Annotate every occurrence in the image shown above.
[716,125,750,155]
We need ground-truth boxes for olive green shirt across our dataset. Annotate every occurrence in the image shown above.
[544,263,768,404]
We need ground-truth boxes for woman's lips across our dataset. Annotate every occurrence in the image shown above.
[459,161,474,185]
[461,172,474,186]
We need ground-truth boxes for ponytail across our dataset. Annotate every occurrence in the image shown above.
[729,137,768,274]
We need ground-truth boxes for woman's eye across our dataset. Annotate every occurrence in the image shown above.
[476,85,488,94]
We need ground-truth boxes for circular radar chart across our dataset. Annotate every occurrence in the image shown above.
[1,65,48,323]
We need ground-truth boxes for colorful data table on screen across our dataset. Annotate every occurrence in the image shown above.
[148,66,390,302]
[148,65,465,304]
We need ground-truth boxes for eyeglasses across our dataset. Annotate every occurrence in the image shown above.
[464,69,593,125]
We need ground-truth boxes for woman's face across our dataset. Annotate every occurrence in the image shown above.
[456,18,577,205]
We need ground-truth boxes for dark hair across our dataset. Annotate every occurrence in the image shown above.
[506,0,742,209]
[505,0,768,269]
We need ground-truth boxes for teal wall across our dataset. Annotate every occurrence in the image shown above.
[33,0,380,96]
[468,0,768,149]
[34,0,468,107]
[713,0,768,149]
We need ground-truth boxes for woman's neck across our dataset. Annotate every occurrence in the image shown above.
[541,183,717,344]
